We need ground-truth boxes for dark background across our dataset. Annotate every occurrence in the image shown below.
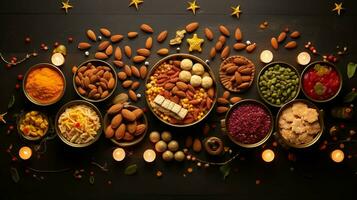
[0,0,356,199]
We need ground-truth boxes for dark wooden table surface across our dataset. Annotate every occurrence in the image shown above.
[0,0,356,199]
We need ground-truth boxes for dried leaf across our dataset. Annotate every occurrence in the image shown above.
[89,175,95,185]
[344,91,357,103]
[124,164,137,175]
[347,62,357,79]
[219,164,231,180]
[7,95,15,109]
[10,167,20,183]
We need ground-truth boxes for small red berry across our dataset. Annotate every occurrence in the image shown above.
[15,83,20,90]
[12,157,18,161]
[40,43,46,48]
[68,37,73,43]
[8,125,14,131]
[17,74,24,81]
[54,42,59,47]
[25,37,31,43]
[6,64,12,69]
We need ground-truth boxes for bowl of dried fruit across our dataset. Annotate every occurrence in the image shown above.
[276,99,324,148]
[219,55,255,93]
[257,62,300,107]
[301,61,342,103]
[17,110,50,141]
[222,99,274,148]
[104,103,147,147]
[145,53,217,127]
[73,59,117,102]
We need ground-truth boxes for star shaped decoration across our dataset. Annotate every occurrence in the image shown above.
[332,2,344,15]
[0,112,7,124]
[187,34,204,52]
[187,0,200,15]
[231,5,242,18]
[129,0,144,10]
[61,1,73,14]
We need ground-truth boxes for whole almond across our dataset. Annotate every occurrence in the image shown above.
[107,103,123,114]
[124,65,132,77]
[233,42,247,50]
[131,66,140,78]
[113,93,129,104]
[216,106,229,113]
[95,52,108,60]
[230,96,242,104]
[131,81,140,90]
[221,46,230,60]
[136,48,151,57]
[117,72,127,80]
[111,114,123,129]
[157,30,168,43]
[105,125,115,138]
[121,109,136,121]
[145,37,153,49]
[114,47,122,60]
[86,29,97,41]
[133,55,146,63]
[127,31,138,39]
[115,124,126,140]
[110,34,124,43]
[139,65,148,79]
[277,32,287,43]
[105,45,113,56]
[219,25,230,37]
[157,48,169,56]
[218,35,226,44]
[122,80,133,88]
[204,28,214,40]
[271,37,278,50]
[78,42,91,50]
[135,124,146,136]
[185,22,199,33]
[222,91,230,99]
[123,132,134,141]
[215,41,223,51]
[132,108,143,118]
[234,27,242,41]
[127,121,137,134]
[108,78,115,89]
[284,41,297,49]
[100,28,111,37]
[217,97,229,105]
[246,43,257,53]
[124,45,132,58]
[140,23,154,33]
[290,31,300,38]
[185,136,193,148]
[128,90,138,102]
[98,41,110,51]
[193,138,202,152]
[209,47,216,59]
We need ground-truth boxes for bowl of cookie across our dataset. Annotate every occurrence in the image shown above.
[276,99,324,148]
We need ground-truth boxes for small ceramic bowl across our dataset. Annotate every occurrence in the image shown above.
[23,63,66,106]
[103,104,148,147]
[73,59,117,103]
[55,100,103,148]
[221,99,274,148]
[17,111,49,141]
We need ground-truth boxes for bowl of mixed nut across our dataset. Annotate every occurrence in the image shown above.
[73,59,117,102]
[17,110,50,141]
[145,54,217,127]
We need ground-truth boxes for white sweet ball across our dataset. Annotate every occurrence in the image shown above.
[149,131,160,143]
[161,131,172,142]
[190,75,202,87]
[162,150,174,161]
[201,76,213,89]
[192,63,205,75]
[180,59,193,70]
[174,151,185,162]
[155,140,167,153]
[179,70,192,82]
[202,72,210,78]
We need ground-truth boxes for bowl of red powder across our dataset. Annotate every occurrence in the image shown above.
[225,99,273,148]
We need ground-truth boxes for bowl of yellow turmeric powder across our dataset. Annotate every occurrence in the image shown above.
[23,63,66,106]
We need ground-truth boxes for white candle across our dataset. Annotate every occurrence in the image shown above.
[297,52,311,66]
[330,149,344,163]
[260,50,273,63]
[112,148,125,161]
[19,146,32,160]
[261,149,275,163]
[143,149,156,163]
[51,53,65,66]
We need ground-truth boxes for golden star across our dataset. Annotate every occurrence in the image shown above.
[0,112,7,124]
[129,0,144,10]
[332,2,344,15]
[187,34,204,52]
[187,0,200,15]
[231,5,242,18]
[61,1,73,14]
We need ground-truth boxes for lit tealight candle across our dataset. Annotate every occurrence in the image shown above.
[112,148,126,161]
[143,149,156,163]
[51,53,65,66]
[297,52,311,66]
[331,149,344,163]
[260,50,273,63]
[19,146,32,160]
[261,149,275,163]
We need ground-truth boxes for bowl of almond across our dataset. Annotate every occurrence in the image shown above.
[104,103,147,147]
[145,54,217,127]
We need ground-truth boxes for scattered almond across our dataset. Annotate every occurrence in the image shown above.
[86,29,97,41]
[157,48,169,56]
[107,103,123,114]
[233,43,247,50]
[209,47,216,59]
[128,90,138,102]
[139,65,148,79]
[78,42,91,50]
[114,47,122,60]
[100,28,111,37]
[222,91,230,99]
[157,30,168,43]
[131,66,140,78]
[215,41,223,51]
[246,43,257,53]
[219,25,230,37]
[127,32,138,39]
[105,45,113,56]
[131,81,140,90]
[216,106,229,113]
[193,138,202,152]
[277,32,287,43]
[124,65,132,77]
[204,28,214,40]
[95,52,108,60]
[271,37,278,50]
[221,46,230,60]
[234,27,242,41]
[98,41,110,51]
[117,72,127,80]
[136,48,151,57]
[284,41,297,49]
[218,35,226,44]
[121,109,136,122]
[133,55,146,63]
[290,31,300,39]
[113,61,124,68]
[145,36,153,49]
[122,80,133,88]
[124,45,132,58]
[110,34,124,43]
[230,96,242,104]
[140,24,154,33]
[217,97,229,105]
[185,22,199,33]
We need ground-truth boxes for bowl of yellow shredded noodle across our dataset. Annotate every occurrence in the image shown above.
[55,100,103,147]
